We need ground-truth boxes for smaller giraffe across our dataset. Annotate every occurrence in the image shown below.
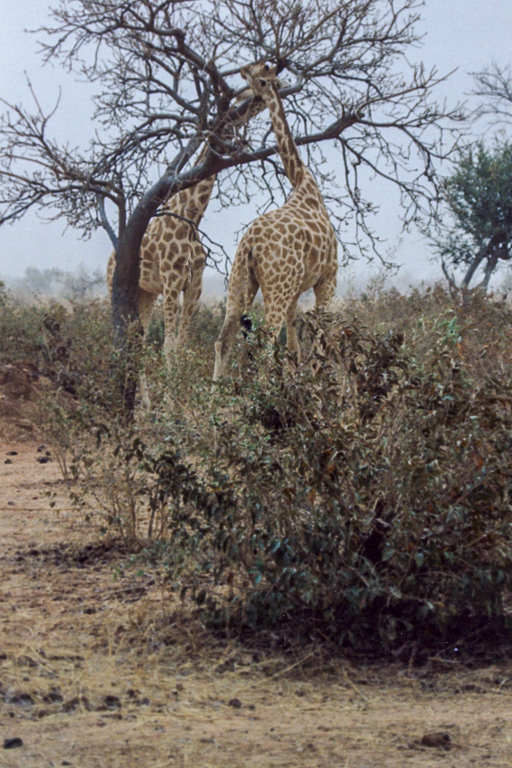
[106,148,213,359]
[213,63,338,381]
[106,90,268,405]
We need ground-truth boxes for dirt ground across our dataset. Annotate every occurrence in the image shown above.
[1,439,512,768]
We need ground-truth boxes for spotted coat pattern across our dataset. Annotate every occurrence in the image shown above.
[213,63,338,380]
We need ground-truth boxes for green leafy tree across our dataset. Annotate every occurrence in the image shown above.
[432,141,512,290]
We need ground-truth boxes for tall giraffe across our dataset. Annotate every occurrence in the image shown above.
[106,93,267,405]
[213,63,338,381]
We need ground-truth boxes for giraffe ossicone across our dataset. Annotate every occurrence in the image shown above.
[213,62,338,382]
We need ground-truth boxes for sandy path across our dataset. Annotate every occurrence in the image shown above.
[1,440,512,767]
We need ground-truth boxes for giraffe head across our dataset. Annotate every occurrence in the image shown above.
[240,62,280,100]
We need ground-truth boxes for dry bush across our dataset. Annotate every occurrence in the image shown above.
[3,284,512,658]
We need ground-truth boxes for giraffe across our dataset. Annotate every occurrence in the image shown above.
[106,148,215,405]
[106,92,269,405]
[213,63,338,381]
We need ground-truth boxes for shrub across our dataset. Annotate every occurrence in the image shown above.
[9,285,512,658]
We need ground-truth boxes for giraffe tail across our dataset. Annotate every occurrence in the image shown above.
[240,313,252,338]
[239,245,254,337]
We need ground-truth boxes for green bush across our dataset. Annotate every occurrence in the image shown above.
[187,313,512,653]
[6,285,512,657]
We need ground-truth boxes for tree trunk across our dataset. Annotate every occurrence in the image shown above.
[461,247,487,290]
[110,195,162,418]
[480,252,499,292]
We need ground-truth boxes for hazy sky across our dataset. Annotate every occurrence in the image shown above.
[1,1,512,290]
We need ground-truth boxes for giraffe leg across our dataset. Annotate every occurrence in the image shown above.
[162,283,181,367]
[213,262,254,382]
[285,296,300,354]
[313,272,337,309]
[176,247,205,348]
[263,303,287,345]
[243,269,260,314]
[213,302,243,381]
[137,287,159,408]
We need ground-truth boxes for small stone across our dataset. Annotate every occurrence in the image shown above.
[37,456,51,464]
[62,695,89,713]
[43,689,63,704]
[421,732,451,748]
[6,451,18,456]
[37,445,46,452]
[7,692,34,707]
[3,737,23,749]
[104,695,121,710]
[228,697,243,708]
[4,459,12,465]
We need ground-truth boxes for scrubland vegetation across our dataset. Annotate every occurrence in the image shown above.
[1,282,512,662]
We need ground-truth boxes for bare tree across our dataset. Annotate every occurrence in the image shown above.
[0,0,463,413]
[473,62,512,125]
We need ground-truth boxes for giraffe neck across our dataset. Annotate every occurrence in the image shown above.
[264,87,305,189]
[159,94,268,224]
[164,174,216,223]
[162,143,216,224]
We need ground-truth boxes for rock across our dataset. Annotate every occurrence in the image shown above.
[6,691,34,707]
[104,694,121,710]
[15,419,34,431]
[43,689,63,704]
[228,697,243,708]
[421,732,451,748]
[3,737,23,749]
[0,365,34,400]
[4,459,12,464]
[62,695,90,713]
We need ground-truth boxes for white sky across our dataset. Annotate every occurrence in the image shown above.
[1,1,512,291]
